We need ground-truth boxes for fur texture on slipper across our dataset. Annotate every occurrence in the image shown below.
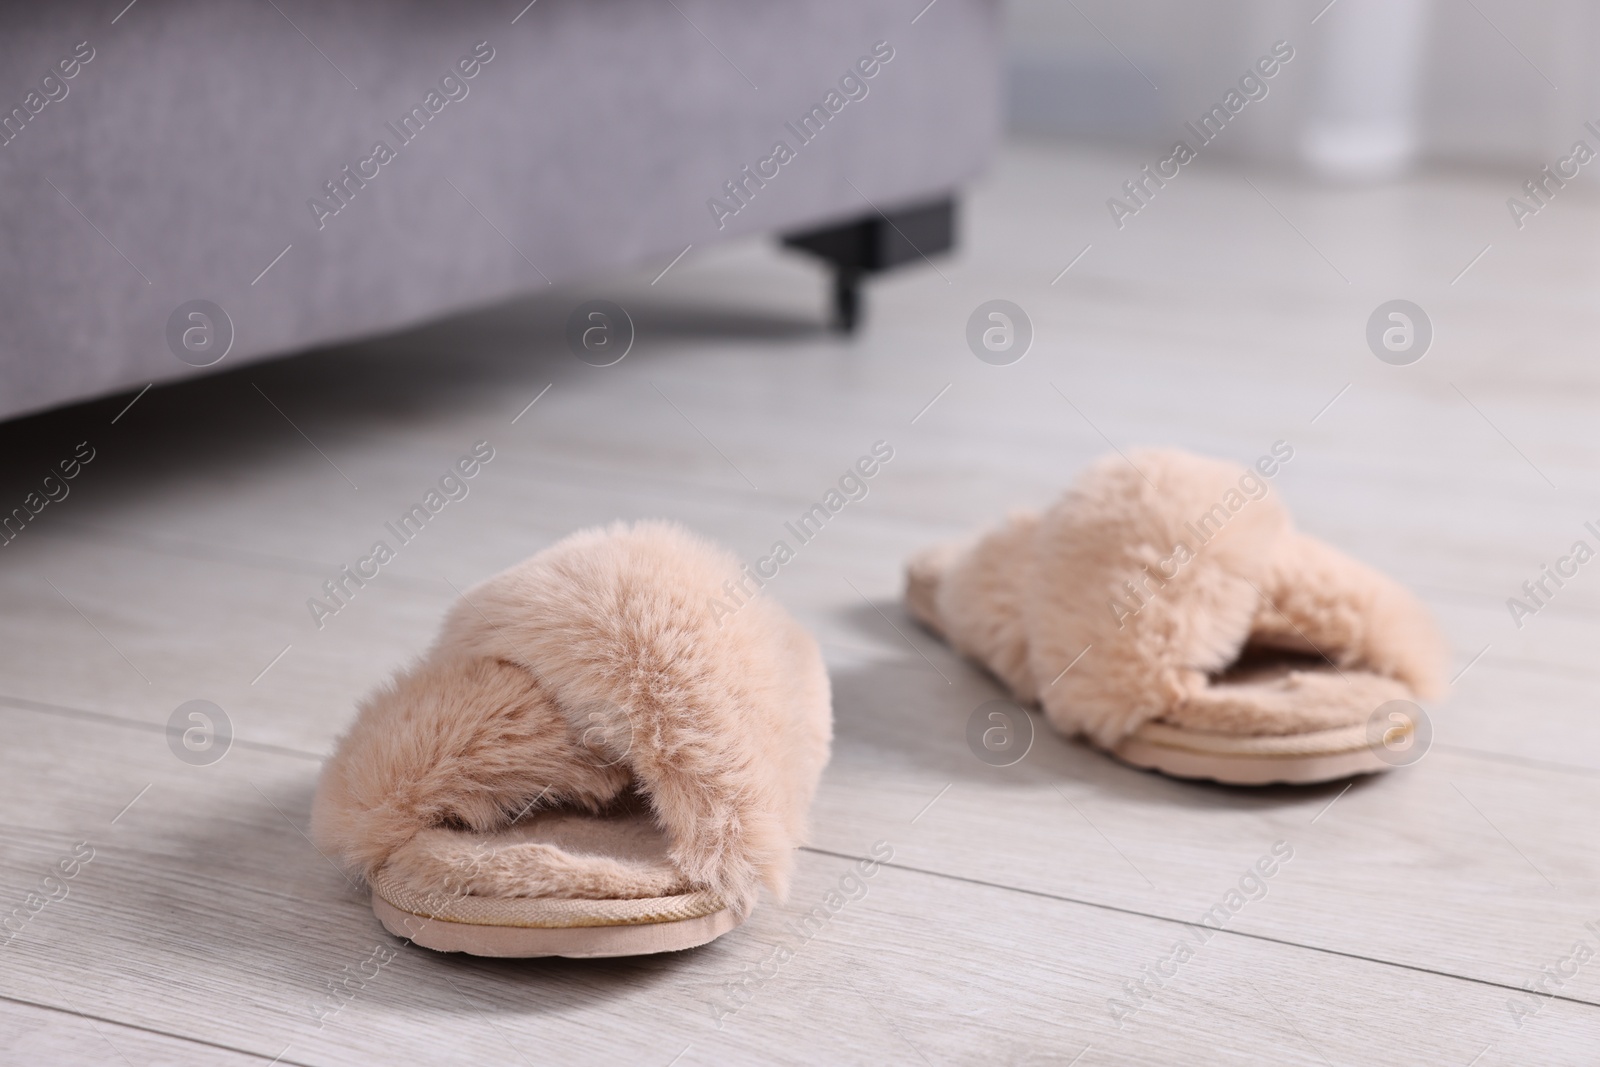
[907,449,1447,748]
[312,521,832,916]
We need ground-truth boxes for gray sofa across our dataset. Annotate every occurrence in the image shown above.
[0,0,1001,422]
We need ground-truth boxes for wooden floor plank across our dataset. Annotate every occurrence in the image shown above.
[3,490,1599,771]
[0,997,280,1066]
[2,710,1596,1066]
[5,140,1600,1064]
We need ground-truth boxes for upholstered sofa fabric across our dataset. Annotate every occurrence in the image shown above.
[0,0,1000,420]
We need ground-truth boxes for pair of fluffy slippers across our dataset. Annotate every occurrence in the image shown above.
[312,451,1443,958]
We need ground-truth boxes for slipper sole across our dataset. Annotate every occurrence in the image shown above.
[369,870,740,958]
[372,894,740,958]
[1110,721,1398,786]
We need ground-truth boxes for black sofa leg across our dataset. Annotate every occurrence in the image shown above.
[832,267,862,333]
[782,197,956,334]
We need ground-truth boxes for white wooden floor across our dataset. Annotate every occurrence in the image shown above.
[3,139,1599,1066]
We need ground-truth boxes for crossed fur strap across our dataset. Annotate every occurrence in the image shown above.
[914,450,1446,746]
[313,521,833,916]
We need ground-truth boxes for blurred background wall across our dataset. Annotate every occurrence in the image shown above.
[1004,0,1600,177]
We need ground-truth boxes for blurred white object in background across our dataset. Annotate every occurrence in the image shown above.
[1005,0,1592,177]
[1298,0,1434,180]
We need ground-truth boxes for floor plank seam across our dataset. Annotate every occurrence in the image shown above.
[0,852,364,914]
[6,687,1599,785]
[1417,582,1600,623]
[1455,655,1600,684]
[798,846,1600,1013]
[1432,743,1600,780]
[0,991,318,1066]
[47,521,454,595]
[62,509,1600,635]
[0,694,327,763]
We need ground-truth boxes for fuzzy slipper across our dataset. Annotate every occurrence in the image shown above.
[313,521,832,957]
[905,449,1447,785]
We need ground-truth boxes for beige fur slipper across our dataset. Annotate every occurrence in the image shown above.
[313,521,832,957]
[906,449,1447,785]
